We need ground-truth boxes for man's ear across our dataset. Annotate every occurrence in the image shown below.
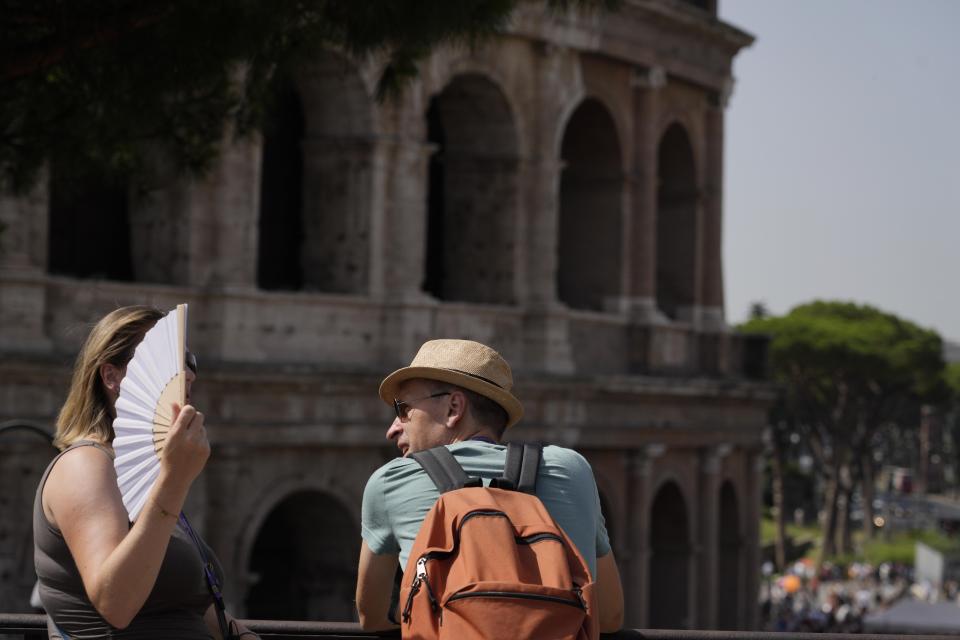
[99,363,124,394]
[445,390,467,429]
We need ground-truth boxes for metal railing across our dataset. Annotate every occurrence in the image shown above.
[3,615,960,640]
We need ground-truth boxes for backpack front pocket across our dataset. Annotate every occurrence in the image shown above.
[440,581,586,640]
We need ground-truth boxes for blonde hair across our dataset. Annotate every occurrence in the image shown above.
[54,305,165,450]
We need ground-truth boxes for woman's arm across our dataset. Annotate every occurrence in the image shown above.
[44,405,210,629]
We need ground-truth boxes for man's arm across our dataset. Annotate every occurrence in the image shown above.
[356,541,400,631]
[596,551,625,632]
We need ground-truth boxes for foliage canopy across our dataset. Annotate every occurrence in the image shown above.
[741,300,946,421]
[1,0,617,194]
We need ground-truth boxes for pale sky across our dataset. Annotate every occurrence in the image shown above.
[719,0,960,344]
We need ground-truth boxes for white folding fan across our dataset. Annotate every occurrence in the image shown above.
[112,303,189,521]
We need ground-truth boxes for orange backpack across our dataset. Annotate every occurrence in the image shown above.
[399,443,598,640]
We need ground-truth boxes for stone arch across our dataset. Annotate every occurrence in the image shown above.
[244,489,360,622]
[236,476,362,574]
[257,51,376,294]
[422,73,519,304]
[649,480,691,629]
[47,159,133,281]
[427,55,529,158]
[656,122,698,321]
[557,98,624,311]
[717,480,743,630]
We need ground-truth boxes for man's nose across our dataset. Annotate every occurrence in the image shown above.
[386,418,404,441]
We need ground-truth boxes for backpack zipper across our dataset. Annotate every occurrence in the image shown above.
[516,532,563,545]
[402,556,440,623]
[446,589,586,610]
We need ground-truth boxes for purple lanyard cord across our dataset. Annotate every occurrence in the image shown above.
[178,511,226,617]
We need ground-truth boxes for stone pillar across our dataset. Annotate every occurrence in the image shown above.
[699,81,733,331]
[0,182,51,351]
[623,67,666,323]
[301,135,375,294]
[376,138,438,366]
[744,450,764,629]
[623,444,665,628]
[380,139,435,301]
[521,157,574,374]
[201,442,247,612]
[523,157,562,308]
[192,136,262,289]
[696,448,720,628]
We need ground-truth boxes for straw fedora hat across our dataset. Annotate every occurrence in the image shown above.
[379,339,524,428]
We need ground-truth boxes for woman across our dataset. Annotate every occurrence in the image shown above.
[34,306,257,639]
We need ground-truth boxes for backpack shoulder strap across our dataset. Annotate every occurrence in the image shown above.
[494,442,542,494]
[410,446,480,494]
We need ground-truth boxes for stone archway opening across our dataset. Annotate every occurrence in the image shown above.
[557,98,624,312]
[48,159,133,281]
[649,481,691,629]
[656,123,697,321]
[718,481,742,630]
[245,490,359,622]
[257,71,306,291]
[422,73,518,305]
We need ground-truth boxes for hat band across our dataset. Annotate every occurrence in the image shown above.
[443,367,506,390]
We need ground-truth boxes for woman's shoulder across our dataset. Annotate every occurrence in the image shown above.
[43,442,117,523]
[49,441,114,478]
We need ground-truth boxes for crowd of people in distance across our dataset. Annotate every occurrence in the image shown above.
[761,558,914,633]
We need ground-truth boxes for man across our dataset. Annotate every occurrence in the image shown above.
[355,339,624,632]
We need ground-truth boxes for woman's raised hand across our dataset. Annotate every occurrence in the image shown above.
[161,403,211,487]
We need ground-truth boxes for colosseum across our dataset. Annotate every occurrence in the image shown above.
[0,0,772,630]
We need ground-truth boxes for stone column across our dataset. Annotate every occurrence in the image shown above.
[197,136,263,289]
[744,449,764,629]
[0,182,51,351]
[623,444,665,628]
[699,80,733,331]
[697,448,720,628]
[201,442,247,612]
[623,67,666,323]
[521,157,574,374]
[300,135,375,294]
[521,157,564,309]
[376,138,439,366]
[379,139,435,300]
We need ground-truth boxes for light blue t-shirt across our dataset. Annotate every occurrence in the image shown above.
[361,441,611,578]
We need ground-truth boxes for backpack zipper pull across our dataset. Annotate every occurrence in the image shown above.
[573,585,587,611]
[416,556,428,581]
[417,557,440,614]
[402,557,429,623]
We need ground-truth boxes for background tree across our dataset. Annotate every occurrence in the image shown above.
[742,301,945,561]
[946,362,960,487]
[1,0,617,194]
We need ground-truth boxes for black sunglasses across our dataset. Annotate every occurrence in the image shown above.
[185,351,198,375]
[393,392,450,422]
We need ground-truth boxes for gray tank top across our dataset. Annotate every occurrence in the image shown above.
[34,441,220,639]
